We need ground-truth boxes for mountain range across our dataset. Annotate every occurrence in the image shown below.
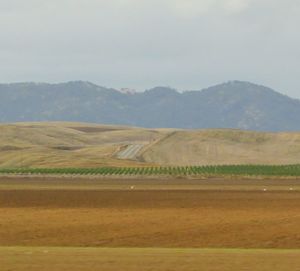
[1,80,300,131]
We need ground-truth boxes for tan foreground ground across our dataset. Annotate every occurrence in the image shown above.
[1,177,300,248]
[1,177,300,270]
[2,247,300,271]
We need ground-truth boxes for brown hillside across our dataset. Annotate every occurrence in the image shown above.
[141,129,300,165]
[0,122,164,168]
[1,122,300,167]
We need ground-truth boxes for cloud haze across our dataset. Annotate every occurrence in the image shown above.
[0,0,299,97]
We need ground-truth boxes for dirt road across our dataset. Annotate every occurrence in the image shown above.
[116,144,144,160]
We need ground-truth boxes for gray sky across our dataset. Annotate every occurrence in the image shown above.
[0,0,300,98]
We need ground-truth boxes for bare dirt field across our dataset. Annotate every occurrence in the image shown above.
[1,177,300,249]
[1,176,300,270]
[2,247,300,271]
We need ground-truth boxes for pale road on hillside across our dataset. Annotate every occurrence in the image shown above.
[116,144,145,160]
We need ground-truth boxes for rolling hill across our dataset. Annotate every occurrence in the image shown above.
[1,122,300,168]
[1,81,300,131]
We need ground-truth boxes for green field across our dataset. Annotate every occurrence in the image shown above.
[1,164,300,177]
[2,247,300,271]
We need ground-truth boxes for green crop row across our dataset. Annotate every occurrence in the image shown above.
[1,164,300,176]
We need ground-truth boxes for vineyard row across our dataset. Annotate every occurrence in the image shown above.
[1,165,300,176]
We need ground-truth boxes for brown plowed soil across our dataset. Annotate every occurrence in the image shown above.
[2,247,300,271]
[1,178,300,248]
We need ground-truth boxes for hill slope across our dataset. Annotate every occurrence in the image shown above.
[141,129,300,166]
[1,122,300,168]
[1,81,300,131]
[0,122,165,168]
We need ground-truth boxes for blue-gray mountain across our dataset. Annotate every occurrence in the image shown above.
[1,80,300,131]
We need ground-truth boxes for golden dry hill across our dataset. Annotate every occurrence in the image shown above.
[1,122,300,168]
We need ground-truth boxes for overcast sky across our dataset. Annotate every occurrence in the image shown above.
[0,0,299,97]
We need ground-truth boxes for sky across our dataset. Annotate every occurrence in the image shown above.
[0,0,300,98]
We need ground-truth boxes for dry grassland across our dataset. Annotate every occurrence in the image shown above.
[2,122,300,167]
[142,129,300,165]
[0,122,164,168]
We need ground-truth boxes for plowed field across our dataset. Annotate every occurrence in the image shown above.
[1,177,300,248]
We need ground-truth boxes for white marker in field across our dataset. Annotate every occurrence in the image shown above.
[263,188,267,192]
[289,188,294,191]
[130,186,135,190]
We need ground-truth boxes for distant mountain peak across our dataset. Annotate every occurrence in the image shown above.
[146,86,178,94]
[200,80,280,97]
[118,88,137,95]
[204,80,263,90]
[62,81,99,88]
